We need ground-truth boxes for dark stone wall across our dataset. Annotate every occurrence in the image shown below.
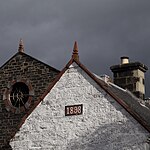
[0,52,59,149]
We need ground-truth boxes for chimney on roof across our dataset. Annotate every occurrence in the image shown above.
[110,57,148,99]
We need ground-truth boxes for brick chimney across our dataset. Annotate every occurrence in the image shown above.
[110,57,148,99]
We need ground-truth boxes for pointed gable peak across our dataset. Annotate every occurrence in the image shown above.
[73,41,78,52]
[72,41,79,61]
[18,38,24,53]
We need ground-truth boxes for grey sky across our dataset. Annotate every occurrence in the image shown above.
[0,0,150,96]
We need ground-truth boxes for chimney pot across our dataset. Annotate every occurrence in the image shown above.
[121,56,129,64]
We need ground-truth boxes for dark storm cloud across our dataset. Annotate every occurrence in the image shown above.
[0,0,150,96]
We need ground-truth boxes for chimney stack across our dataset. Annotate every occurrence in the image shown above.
[110,57,148,99]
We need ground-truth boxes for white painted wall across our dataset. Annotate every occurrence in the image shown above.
[10,62,149,150]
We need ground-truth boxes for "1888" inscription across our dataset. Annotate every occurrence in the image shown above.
[65,104,83,116]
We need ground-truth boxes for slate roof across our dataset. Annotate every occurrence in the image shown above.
[98,77,150,132]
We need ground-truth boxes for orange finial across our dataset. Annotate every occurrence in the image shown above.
[18,38,24,53]
[72,41,79,61]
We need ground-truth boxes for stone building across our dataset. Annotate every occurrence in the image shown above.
[1,41,150,150]
[0,40,60,149]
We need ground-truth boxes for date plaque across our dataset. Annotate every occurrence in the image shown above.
[65,104,83,116]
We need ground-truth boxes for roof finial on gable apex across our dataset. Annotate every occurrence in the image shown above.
[18,38,24,53]
[72,41,79,61]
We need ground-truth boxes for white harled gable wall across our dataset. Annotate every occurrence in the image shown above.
[10,62,149,150]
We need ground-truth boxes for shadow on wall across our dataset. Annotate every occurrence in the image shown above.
[65,122,148,150]
[2,144,12,150]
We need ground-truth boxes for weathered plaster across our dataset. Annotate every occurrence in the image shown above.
[10,63,149,150]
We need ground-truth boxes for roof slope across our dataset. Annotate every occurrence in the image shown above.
[108,82,150,130]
